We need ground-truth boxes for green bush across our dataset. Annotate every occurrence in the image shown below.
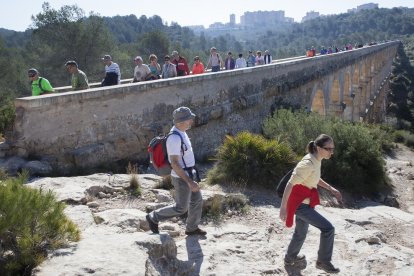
[263,109,330,154]
[0,98,15,135]
[325,122,388,194]
[394,129,414,148]
[0,171,80,275]
[365,124,395,153]
[263,109,390,195]
[207,131,296,188]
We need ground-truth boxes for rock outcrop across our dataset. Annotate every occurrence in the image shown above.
[26,171,414,276]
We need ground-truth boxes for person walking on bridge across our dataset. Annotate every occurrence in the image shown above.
[205,47,223,72]
[28,68,54,96]
[235,53,247,69]
[279,134,342,274]
[161,55,177,79]
[101,54,121,86]
[263,50,272,64]
[246,50,256,67]
[171,50,190,76]
[65,60,89,91]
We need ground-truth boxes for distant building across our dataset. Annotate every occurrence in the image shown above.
[209,22,226,30]
[230,14,236,26]
[240,10,290,27]
[357,3,378,10]
[301,11,320,22]
[348,2,379,13]
[187,25,205,32]
[285,17,294,23]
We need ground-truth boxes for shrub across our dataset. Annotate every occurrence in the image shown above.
[203,193,249,223]
[207,131,296,188]
[393,129,414,148]
[263,109,329,154]
[365,124,395,152]
[326,122,388,194]
[263,109,390,195]
[0,98,15,135]
[0,171,80,275]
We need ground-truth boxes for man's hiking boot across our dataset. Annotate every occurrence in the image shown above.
[284,254,306,265]
[316,260,340,273]
[185,228,207,236]
[146,214,159,234]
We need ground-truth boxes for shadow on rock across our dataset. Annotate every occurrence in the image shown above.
[185,235,206,275]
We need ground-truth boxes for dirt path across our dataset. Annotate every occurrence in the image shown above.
[385,144,414,214]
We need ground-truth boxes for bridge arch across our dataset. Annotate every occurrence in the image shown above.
[310,81,328,115]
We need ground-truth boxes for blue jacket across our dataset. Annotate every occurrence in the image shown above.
[247,55,256,67]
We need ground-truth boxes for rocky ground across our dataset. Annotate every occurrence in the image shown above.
[29,145,414,276]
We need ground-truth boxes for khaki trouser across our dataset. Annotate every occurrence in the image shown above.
[149,176,203,232]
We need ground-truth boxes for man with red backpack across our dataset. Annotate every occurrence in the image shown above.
[146,107,206,236]
[171,51,190,76]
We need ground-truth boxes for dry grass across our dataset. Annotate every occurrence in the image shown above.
[126,162,141,197]
[154,175,174,190]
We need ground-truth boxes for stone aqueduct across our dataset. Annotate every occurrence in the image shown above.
[2,42,399,173]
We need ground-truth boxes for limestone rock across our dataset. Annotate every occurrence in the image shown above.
[64,205,95,231]
[151,189,173,202]
[25,171,414,276]
[94,209,147,232]
[0,156,26,175]
[22,160,53,176]
[86,201,99,208]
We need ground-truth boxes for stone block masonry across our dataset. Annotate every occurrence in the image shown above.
[4,42,399,174]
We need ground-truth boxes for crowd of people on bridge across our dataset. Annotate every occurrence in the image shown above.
[28,41,377,96]
[305,42,374,57]
[27,47,274,96]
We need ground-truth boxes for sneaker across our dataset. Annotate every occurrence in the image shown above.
[316,260,340,273]
[284,254,306,265]
[185,228,207,236]
[146,214,159,234]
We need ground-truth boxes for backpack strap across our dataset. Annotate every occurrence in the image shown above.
[38,77,46,94]
[167,130,188,169]
[167,130,201,181]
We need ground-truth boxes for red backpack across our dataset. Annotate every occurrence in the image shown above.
[148,131,185,176]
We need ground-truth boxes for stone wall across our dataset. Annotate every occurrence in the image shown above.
[6,42,399,173]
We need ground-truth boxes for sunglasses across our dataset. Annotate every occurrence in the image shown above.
[28,74,36,78]
[322,147,335,152]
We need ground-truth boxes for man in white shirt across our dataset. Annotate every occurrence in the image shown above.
[264,50,273,64]
[101,54,121,86]
[235,53,247,69]
[132,56,151,82]
[146,107,206,236]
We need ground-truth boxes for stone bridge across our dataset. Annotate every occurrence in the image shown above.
[2,41,399,174]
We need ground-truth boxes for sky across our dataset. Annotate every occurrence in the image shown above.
[2,0,414,32]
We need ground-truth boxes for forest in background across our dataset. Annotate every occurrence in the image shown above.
[0,3,413,134]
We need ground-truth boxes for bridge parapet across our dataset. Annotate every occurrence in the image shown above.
[4,42,400,173]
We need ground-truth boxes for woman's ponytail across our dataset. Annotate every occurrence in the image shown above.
[306,141,316,154]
